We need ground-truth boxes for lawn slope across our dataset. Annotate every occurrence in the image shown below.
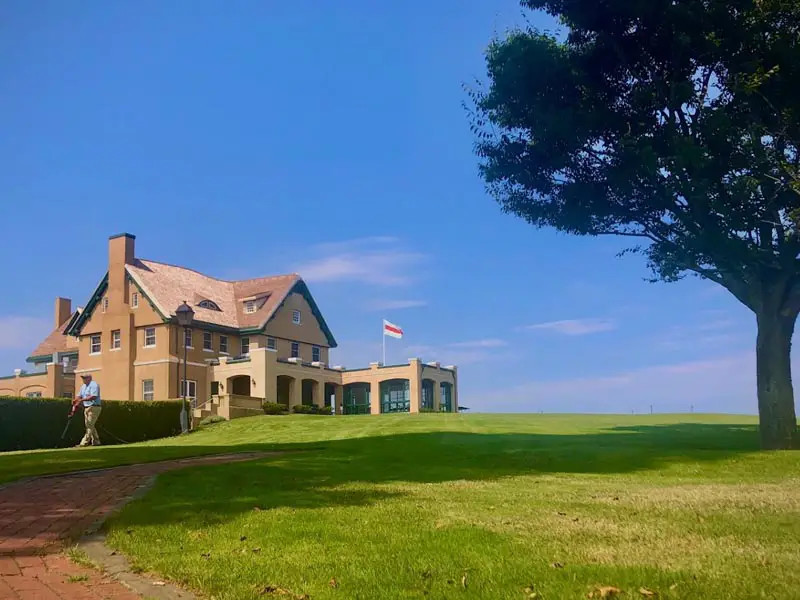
[84,413,800,600]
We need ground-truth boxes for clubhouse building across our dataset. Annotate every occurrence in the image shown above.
[0,234,458,419]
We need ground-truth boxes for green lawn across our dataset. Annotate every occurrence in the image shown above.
[4,413,800,599]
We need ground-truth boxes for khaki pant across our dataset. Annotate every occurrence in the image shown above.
[80,405,102,446]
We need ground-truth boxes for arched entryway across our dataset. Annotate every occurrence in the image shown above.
[380,379,410,413]
[301,378,319,406]
[439,382,453,412]
[228,375,251,396]
[276,375,295,406]
[343,382,370,415]
[421,379,435,411]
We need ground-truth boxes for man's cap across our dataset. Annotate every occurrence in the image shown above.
[80,374,92,379]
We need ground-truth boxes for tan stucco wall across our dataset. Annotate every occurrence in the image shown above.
[264,292,330,348]
[0,364,74,398]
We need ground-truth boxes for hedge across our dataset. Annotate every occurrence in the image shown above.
[0,396,183,452]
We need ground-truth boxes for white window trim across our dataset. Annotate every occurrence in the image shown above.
[291,341,299,358]
[102,297,109,313]
[312,346,321,362]
[244,300,256,314]
[110,330,122,351]
[219,335,229,355]
[240,336,250,356]
[184,329,194,350]
[144,328,156,348]
[202,332,214,352]
[180,379,198,400]
[142,379,155,401]
[89,335,102,355]
[292,309,301,324]
[266,337,276,350]
[132,292,139,309]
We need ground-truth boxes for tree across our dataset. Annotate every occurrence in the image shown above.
[469,0,800,449]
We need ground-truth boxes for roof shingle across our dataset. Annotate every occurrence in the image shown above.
[126,259,300,330]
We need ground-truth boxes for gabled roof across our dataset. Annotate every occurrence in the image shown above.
[66,258,337,347]
[27,310,81,362]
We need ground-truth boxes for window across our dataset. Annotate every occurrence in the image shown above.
[244,300,256,314]
[267,337,276,350]
[292,309,301,324]
[219,335,228,354]
[90,334,101,354]
[312,346,320,362]
[132,292,139,308]
[203,331,213,351]
[144,327,156,347]
[26,391,42,398]
[241,337,250,356]
[198,299,220,311]
[102,297,109,313]
[184,328,193,348]
[180,379,197,400]
[62,392,73,399]
[142,379,154,401]
[210,381,219,396]
[291,342,299,358]
[111,329,121,350]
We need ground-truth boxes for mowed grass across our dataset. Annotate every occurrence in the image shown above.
[64,413,800,600]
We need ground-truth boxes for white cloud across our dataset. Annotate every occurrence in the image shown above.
[295,238,426,286]
[466,352,781,414]
[366,299,428,311]
[0,317,51,350]
[520,318,617,336]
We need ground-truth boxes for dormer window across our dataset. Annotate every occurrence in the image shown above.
[244,300,256,314]
[292,309,301,324]
[198,299,221,311]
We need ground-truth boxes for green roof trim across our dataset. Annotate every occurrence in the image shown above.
[65,273,109,336]
[263,280,337,348]
[26,349,79,364]
[127,274,170,323]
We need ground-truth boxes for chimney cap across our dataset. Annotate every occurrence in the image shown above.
[109,232,136,240]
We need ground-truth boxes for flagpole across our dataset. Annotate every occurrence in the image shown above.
[382,319,386,366]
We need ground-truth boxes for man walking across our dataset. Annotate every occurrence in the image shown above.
[75,374,102,446]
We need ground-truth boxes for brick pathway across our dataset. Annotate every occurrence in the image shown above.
[0,453,267,599]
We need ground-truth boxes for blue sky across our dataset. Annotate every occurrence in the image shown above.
[0,0,769,413]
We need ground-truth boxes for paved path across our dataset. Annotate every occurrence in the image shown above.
[0,453,267,599]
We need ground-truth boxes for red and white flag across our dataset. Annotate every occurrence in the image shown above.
[383,319,403,339]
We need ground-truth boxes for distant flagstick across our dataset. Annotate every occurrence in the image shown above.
[382,319,404,365]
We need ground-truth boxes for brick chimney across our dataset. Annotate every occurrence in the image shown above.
[55,297,72,329]
[108,233,135,306]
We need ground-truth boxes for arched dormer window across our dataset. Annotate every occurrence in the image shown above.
[198,299,221,311]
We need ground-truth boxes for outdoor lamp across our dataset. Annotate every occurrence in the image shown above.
[176,301,194,433]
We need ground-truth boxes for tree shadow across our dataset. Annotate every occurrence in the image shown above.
[99,422,765,530]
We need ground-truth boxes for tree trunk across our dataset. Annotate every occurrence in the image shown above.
[755,309,799,449]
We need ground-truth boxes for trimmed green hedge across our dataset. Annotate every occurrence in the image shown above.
[292,404,332,415]
[0,396,183,452]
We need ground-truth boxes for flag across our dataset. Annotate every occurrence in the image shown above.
[383,319,403,339]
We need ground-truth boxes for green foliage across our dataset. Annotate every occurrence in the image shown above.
[470,0,800,303]
[262,401,289,415]
[199,415,227,427]
[0,396,182,451]
[291,404,331,415]
[470,0,800,449]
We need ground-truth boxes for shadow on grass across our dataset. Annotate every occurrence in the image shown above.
[81,422,767,530]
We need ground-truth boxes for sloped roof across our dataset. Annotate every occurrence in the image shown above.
[126,259,301,330]
[28,310,80,360]
[65,258,337,347]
